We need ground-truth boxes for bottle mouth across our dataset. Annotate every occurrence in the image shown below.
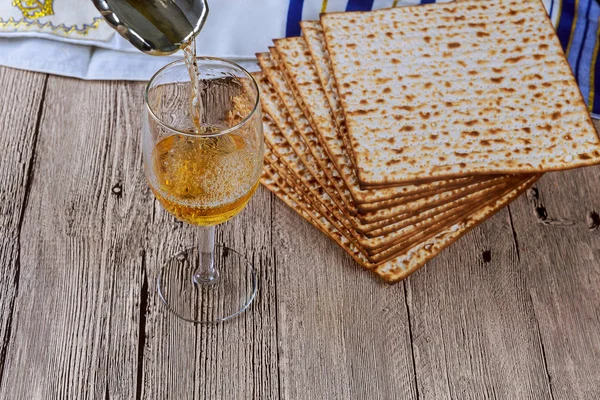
[92,0,209,55]
[144,57,261,138]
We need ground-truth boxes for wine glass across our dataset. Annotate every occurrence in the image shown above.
[142,57,263,323]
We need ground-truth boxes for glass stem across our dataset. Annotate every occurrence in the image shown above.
[193,225,219,286]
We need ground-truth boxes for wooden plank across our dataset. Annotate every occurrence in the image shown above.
[136,203,199,400]
[406,208,553,399]
[0,77,155,399]
[102,81,157,399]
[272,201,417,400]
[203,187,278,400]
[0,67,47,388]
[508,159,600,397]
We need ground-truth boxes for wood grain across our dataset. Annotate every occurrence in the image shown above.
[0,67,47,389]
[272,201,417,400]
[406,208,553,399]
[0,76,153,399]
[509,166,600,399]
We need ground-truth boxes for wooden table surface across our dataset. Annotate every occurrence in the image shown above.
[1,66,600,400]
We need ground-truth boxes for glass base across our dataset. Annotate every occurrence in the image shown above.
[157,245,257,323]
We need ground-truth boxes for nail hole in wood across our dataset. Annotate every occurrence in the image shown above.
[482,250,492,263]
[535,206,548,221]
[111,183,123,197]
[587,211,600,231]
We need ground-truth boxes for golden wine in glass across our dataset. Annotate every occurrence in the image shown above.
[143,57,263,323]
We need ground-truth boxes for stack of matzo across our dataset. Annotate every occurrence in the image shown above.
[255,0,600,282]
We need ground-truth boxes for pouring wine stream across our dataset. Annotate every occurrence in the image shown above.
[183,37,205,132]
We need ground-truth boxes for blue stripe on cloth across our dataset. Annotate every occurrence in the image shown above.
[580,0,600,107]
[420,0,436,4]
[593,29,600,114]
[346,0,375,12]
[556,0,577,51]
[549,0,555,19]
[573,0,593,77]
[286,0,306,37]
[568,0,590,66]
